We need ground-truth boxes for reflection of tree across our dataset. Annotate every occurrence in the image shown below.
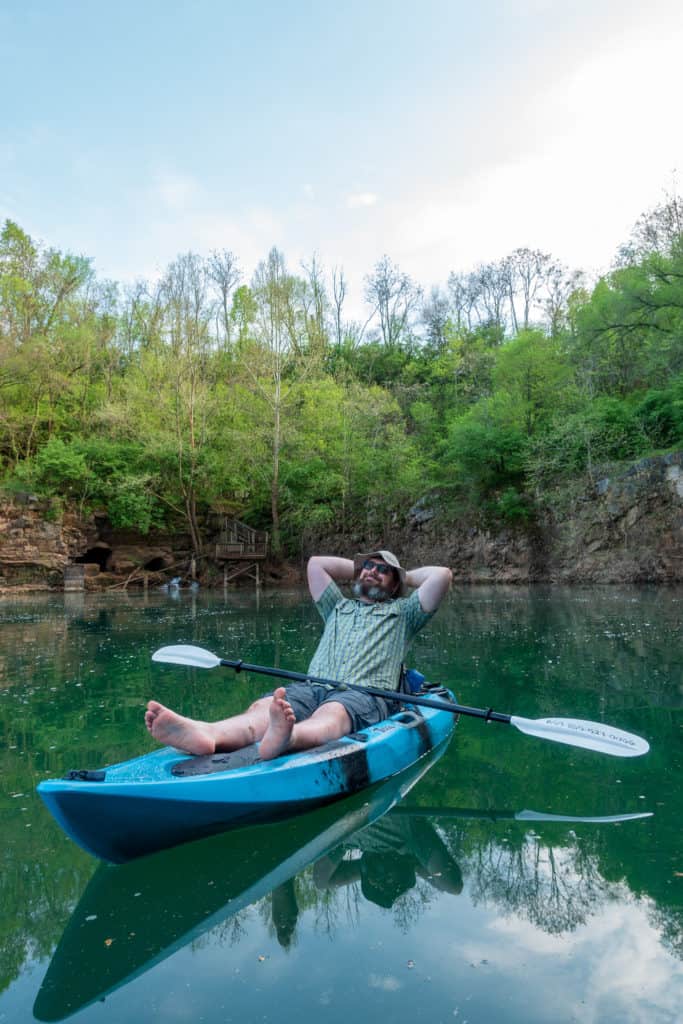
[649,904,683,961]
[0,853,91,994]
[310,871,362,939]
[465,834,612,935]
[247,815,463,945]
[191,909,250,952]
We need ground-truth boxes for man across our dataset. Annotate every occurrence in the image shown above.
[145,550,452,761]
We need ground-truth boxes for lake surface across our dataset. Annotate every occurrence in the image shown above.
[0,586,681,1023]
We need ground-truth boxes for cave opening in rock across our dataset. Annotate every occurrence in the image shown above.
[74,547,111,570]
[144,557,167,571]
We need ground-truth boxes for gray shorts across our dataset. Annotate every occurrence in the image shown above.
[276,682,397,734]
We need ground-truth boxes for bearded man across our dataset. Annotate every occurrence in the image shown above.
[145,551,452,761]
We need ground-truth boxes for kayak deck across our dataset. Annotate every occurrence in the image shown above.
[38,691,457,862]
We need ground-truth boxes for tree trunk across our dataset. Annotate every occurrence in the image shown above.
[271,380,282,555]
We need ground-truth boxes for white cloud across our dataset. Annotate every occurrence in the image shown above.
[154,173,200,211]
[346,192,378,210]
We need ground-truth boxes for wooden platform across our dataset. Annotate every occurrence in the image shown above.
[214,519,269,586]
[214,518,268,561]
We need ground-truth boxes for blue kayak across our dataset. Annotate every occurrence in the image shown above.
[38,686,457,862]
[34,744,449,1021]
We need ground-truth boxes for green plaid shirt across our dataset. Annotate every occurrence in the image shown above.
[307,581,434,691]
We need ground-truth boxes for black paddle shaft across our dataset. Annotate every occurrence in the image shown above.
[219,657,512,724]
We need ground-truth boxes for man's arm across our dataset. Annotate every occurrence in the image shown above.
[307,555,355,601]
[405,565,452,613]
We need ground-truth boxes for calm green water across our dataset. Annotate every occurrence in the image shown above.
[0,586,681,1023]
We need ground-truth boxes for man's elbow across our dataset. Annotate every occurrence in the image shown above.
[419,566,452,614]
[436,566,453,590]
[306,555,322,582]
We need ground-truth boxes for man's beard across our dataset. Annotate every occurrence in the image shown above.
[352,579,392,602]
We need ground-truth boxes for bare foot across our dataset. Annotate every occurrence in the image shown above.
[145,700,215,755]
[258,687,296,760]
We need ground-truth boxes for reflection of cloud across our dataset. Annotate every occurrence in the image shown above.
[346,192,378,209]
[368,973,402,991]
[478,896,683,1023]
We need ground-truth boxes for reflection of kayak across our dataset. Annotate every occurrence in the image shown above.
[33,742,448,1023]
[37,687,457,862]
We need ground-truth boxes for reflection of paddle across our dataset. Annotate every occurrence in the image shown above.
[152,645,650,757]
[393,807,653,823]
[34,744,446,1022]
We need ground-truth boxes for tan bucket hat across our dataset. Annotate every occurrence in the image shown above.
[353,550,407,596]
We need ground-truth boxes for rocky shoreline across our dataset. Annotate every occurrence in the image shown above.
[2,451,683,591]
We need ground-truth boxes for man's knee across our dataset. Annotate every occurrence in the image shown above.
[309,702,352,739]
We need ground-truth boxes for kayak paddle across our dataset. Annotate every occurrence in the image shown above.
[151,644,650,758]
[393,806,653,823]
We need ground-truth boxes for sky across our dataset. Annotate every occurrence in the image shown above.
[1,0,682,318]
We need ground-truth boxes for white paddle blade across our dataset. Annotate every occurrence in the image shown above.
[516,809,653,823]
[152,645,221,669]
[510,716,650,757]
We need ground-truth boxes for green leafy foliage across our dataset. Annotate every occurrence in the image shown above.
[2,209,683,545]
[526,397,651,488]
[635,376,683,449]
[444,399,527,505]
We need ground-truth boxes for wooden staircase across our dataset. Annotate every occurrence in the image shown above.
[214,519,269,586]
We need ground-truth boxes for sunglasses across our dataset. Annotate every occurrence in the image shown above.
[361,559,394,576]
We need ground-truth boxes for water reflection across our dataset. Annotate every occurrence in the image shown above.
[313,810,464,908]
[0,588,680,1024]
[33,783,658,1022]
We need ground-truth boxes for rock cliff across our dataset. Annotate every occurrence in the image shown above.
[398,452,683,584]
[2,451,682,588]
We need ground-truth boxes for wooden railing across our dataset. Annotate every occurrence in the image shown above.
[214,519,268,561]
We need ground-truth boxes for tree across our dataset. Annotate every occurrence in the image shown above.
[447,270,479,332]
[542,265,586,338]
[574,244,683,395]
[502,247,554,333]
[493,329,573,437]
[421,286,450,350]
[0,220,96,462]
[299,254,329,355]
[230,284,257,346]
[471,260,508,332]
[618,189,683,263]
[207,249,241,347]
[445,397,527,506]
[246,248,304,554]
[116,279,164,358]
[364,255,421,348]
[115,253,219,559]
[331,265,347,348]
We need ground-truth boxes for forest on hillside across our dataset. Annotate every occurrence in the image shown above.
[1,194,682,557]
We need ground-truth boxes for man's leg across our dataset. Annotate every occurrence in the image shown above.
[145,696,273,755]
[259,693,351,761]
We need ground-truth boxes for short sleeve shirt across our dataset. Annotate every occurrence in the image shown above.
[307,581,434,691]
